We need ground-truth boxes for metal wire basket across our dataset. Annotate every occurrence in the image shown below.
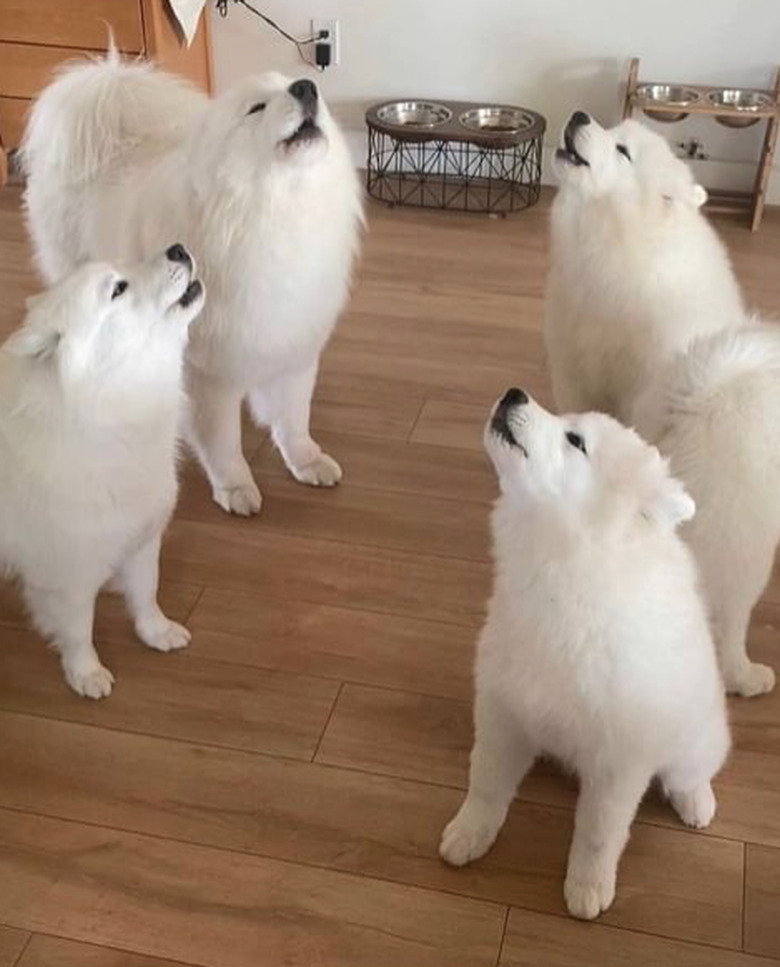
[366,100,546,216]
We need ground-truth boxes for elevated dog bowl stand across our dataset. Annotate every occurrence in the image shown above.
[623,57,780,231]
[365,100,545,216]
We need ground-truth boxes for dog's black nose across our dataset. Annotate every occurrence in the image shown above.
[289,79,318,110]
[166,244,191,266]
[500,387,529,408]
[569,110,590,128]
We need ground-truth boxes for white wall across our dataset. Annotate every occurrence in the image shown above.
[209,0,780,201]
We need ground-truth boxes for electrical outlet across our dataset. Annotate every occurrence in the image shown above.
[312,18,339,67]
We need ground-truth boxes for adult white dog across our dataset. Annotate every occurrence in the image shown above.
[545,111,744,424]
[0,247,205,698]
[635,324,780,697]
[22,56,363,515]
[440,388,729,920]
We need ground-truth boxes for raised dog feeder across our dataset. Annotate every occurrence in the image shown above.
[624,58,780,230]
[366,99,546,216]
[635,84,701,123]
[706,89,773,128]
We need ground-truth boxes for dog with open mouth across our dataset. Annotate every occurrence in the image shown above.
[23,57,363,516]
[545,110,744,426]
[441,388,729,921]
[0,246,205,699]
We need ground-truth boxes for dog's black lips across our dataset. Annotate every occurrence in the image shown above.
[178,279,202,308]
[283,117,322,146]
[556,125,590,167]
[490,412,528,457]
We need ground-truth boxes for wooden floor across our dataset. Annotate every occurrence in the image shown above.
[1,186,780,967]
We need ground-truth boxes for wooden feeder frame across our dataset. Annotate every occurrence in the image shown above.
[623,57,780,231]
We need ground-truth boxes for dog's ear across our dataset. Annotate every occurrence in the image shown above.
[642,460,695,529]
[663,178,707,210]
[5,323,61,360]
[690,184,708,208]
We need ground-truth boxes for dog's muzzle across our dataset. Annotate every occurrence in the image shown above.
[556,111,590,168]
[178,279,203,308]
[283,79,324,147]
[491,387,529,453]
[289,79,318,115]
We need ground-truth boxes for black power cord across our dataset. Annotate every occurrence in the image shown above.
[215,0,324,69]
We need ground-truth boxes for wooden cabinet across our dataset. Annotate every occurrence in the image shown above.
[0,0,213,185]
[0,0,145,51]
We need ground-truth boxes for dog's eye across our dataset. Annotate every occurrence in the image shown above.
[111,280,128,300]
[247,102,267,115]
[616,143,632,161]
[566,431,587,455]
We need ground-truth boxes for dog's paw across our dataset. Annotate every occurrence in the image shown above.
[212,481,262,516]
[670,783,716,829]
[141,619,191,653]
[439,803,502,867]
[564,872,616,921]
[64,662,115,700]
[291,452,343,488]
[725,662,775,698]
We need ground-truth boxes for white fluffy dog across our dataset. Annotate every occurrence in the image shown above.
[545,111,744,424]
[635,324,780,697]
[22,56,363,515]
[0,246,205,698]
[440,388,729,920]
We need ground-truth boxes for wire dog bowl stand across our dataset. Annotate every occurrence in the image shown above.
[365,100,546,216]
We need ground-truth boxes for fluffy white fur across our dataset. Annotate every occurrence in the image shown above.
[545,112,744,424]
[635,324,780,697]
[440,389,729,920]
[0,248,205,698]
[22,56,363,516]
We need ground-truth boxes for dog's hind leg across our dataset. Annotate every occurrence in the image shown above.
[249,360,342,488]
[564,766,651,920]
[185,368,261,517]
[440,692,536,867]
[713,594,775,698]
[660,711,729,829]
[24,583,113,699]
[116,534,191,654]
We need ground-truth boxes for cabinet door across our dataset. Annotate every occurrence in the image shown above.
[0,42,93,100]
[141,0,213,92]
[0,0,144,53]
[0,96,30,149]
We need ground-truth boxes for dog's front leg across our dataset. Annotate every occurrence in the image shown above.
[564,767,651,920]
[251,360,342,487]
[185,367,262,517]
[116,533,191,654]
[24,584,113,699]
[440,692,536,867]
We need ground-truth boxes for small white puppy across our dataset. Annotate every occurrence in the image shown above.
[440,389,729,920]
[545,112,744,424]
[23,57,363,516]
[0,246,205,698]
[635,324,780,697]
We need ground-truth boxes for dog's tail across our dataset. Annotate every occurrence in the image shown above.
[20,51,205,185]
[674,318,780,403]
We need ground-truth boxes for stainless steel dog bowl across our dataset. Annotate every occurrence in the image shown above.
[459,106,535,134]
[636,84,701,123]
[707,88,772,128]
[376,101,452,128]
